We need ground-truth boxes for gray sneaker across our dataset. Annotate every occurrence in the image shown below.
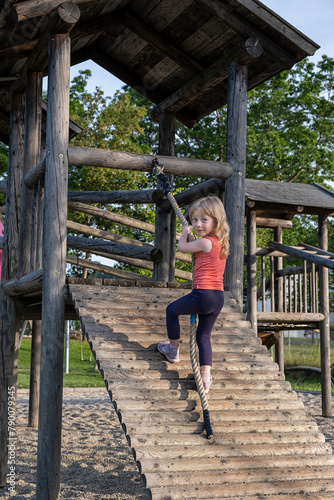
[157,341,180,363]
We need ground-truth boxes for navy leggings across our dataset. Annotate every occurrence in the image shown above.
[166,289,225,366]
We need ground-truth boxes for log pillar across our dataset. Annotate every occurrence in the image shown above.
[224,62,248,307]
[20,70,42,274]
[153,111,176,282]
[318,213,332,417]
[28,320,41,428]
[0,91,25,487]
[246,209,257,331]
[274,226,284,374]
[19,70,43,428]
[36,32,71,500]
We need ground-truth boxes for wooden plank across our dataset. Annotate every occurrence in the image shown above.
[133,443,332,462]
[144,466,334,488]
[148,478,334,499]
[139,454,334,473]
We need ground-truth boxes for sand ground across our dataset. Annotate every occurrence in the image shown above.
[1,388,333,499]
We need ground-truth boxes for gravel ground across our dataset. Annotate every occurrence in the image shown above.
[0,388,333,499]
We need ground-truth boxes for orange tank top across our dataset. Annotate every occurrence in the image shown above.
[193,235,226,291]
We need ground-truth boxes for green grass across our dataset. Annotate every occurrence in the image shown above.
[282,337,334,393]
[18,338,105,389]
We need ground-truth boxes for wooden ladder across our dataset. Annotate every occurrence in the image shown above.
[68,282,334,499]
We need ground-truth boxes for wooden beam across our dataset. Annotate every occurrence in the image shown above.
[0,0,17,29]
[151,39,250,120]
[257,312,325,324]
[86,47,200,128]
[12,1,81,93]
[68,146,232,179]
[0,40,37,65]
[196,0,296,69]
[235,0,319,55]
[24,156,46,188]
[67,234,162,263]
[156,178,225,212]
[66,255,151,280]
[67,220,153,248]
[268,241,334,270]
[2,269,43,297]
[67,220,191,263]
[68,201,156,233]
[253,217,293,229]
[124,12,203,74]
[71,10,126,41]
[67,189,155,204]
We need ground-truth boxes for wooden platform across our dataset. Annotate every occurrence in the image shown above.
[68,283,334,499]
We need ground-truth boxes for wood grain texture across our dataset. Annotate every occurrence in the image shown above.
[68,283,334,499]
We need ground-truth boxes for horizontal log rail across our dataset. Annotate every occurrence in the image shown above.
[68,201,156,234]
[67,146,232,179]
[257,312,325,324]
[68,189,156,204]
[71,247,192,281]
[156,178,225,212]
[67,220,152,248]
[67,220,191,263]
[67,234,162,263]
[24,157,46,188]
[23,146,232,190]
[66,255,151,281]
[2,269,43,297]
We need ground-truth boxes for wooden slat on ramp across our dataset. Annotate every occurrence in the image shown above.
[68,282,334,499]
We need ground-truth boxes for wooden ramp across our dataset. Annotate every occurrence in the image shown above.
[68,282,334,499]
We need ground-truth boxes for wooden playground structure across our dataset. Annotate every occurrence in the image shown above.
[0,0,333,498]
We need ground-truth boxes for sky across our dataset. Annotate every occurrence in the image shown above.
[68,0,334,96]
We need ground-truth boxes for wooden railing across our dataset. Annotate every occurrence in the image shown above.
[246,245,326,333]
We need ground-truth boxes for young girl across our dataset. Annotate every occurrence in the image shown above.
[157,196,229,393]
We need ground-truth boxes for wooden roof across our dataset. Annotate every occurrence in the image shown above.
[245,180,334,219]
[0,0,319,132]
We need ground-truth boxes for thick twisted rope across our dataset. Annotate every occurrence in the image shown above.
[154,159,214,439]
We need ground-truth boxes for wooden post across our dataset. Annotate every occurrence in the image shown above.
[19,70,43,428]
[303,260,307,312]
[246,210,257,331]
[36,32,71,500]
[318,213,332,417]
[19,70,42,275]
[261,256,266,312]
[224,62,248,307]
[153,111,176,282]
[274,226,284,373]
[28,320,41,427]
[0,91,25,486]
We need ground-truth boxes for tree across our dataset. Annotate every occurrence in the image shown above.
[247,56,334,184]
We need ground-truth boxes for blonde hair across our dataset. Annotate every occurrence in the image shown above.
[188,196,229,259]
